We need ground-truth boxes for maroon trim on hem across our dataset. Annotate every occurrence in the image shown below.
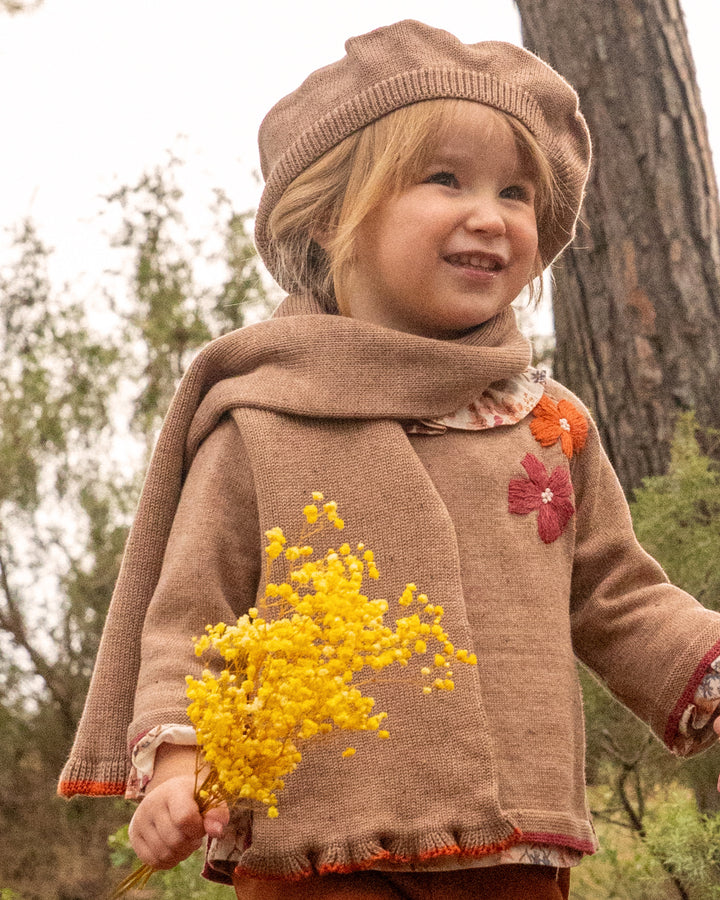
[664,637,720,748]
[519,832,596,855]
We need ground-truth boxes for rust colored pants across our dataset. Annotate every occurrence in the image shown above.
[233,865,571,899]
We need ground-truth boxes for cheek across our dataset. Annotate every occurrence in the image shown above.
[373,226,427,275]
[354,197,442,281]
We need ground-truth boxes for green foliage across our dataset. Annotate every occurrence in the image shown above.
[0,220,120,511]
[630,412,720,609]
[0,220,124,748]
[105,155,272,445]
[109,826,230,899]
[643,791,720,899]
[211,188,271,333]
[0,0,42,13]
[573,786,720,900]
[106,157,212,439]
[573,788,683,899]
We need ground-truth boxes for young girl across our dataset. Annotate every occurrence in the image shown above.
[59,20,720,900]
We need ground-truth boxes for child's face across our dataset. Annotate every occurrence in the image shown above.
[346,102,539,339]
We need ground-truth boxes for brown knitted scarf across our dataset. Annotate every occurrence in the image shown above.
[58,296,531,872]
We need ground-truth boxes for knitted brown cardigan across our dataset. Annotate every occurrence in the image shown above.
[58,295,530,787]
[59,295,720,879]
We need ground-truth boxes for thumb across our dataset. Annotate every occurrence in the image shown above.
[203,802,230,839]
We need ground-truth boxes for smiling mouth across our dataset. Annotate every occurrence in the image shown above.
[444,252,505,272]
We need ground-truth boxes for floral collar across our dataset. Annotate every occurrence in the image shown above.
[403,367,546,435]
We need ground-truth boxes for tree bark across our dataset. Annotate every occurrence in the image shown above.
[515,0,720,492]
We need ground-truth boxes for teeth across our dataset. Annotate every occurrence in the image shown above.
[447,253,501,270]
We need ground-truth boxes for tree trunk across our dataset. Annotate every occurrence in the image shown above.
[515,0,720,492]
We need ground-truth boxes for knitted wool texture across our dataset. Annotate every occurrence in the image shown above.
[59,296,720,880]
[58,300,530,798]
[255,19,592,284]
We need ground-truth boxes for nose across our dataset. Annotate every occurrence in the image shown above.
[464,194,506,236]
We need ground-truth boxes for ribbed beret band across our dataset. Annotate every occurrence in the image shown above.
[255,19,592,288]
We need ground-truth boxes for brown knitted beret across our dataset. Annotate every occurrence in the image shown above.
[255,19,591,288]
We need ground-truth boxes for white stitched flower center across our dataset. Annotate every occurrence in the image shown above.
[541,488,554,504]
[558,417,571,432]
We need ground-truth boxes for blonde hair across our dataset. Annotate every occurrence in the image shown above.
[266,99,562,313]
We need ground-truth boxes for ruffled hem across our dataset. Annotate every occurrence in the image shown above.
[203,825,524,883]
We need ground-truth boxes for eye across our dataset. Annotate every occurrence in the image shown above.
[425,171,459,188]
[500,183,535,203]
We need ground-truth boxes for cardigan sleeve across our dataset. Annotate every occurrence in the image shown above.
[128,415,262,746]
[566,396,720,754]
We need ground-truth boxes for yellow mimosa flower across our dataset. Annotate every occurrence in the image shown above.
[185,493,476,820]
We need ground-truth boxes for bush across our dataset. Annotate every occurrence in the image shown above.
[630,412,720,609]
[572,785,720,900]
[643,791,720,900]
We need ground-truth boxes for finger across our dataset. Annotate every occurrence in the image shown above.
[165,790,206,841]
[130,817,177,870]
[141,822,204,869]
[203,803,230,839]
[152,811,204,863]
[128,805,158,861]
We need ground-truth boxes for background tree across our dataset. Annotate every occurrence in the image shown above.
[515,0,720,492]
[0,162,271,898]
[513,3,720,896]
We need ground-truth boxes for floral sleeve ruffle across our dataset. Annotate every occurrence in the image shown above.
[126,723,196,800]
[674,655,720,754]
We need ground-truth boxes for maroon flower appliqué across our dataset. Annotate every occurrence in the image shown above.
[508,453,574,544]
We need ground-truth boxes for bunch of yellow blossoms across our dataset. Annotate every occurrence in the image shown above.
[185,492,477,819]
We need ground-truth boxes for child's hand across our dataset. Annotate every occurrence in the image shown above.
[129,774,228,869]
[127,743,228,869]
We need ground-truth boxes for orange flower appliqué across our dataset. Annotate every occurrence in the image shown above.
[530,395,587,459]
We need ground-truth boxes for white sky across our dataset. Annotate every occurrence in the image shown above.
[1,0,719,290]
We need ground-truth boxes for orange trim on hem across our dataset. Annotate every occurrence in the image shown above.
[232,828,524,882]
[58,779,127,798]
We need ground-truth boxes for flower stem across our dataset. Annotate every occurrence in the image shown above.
[109,862,156,897]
